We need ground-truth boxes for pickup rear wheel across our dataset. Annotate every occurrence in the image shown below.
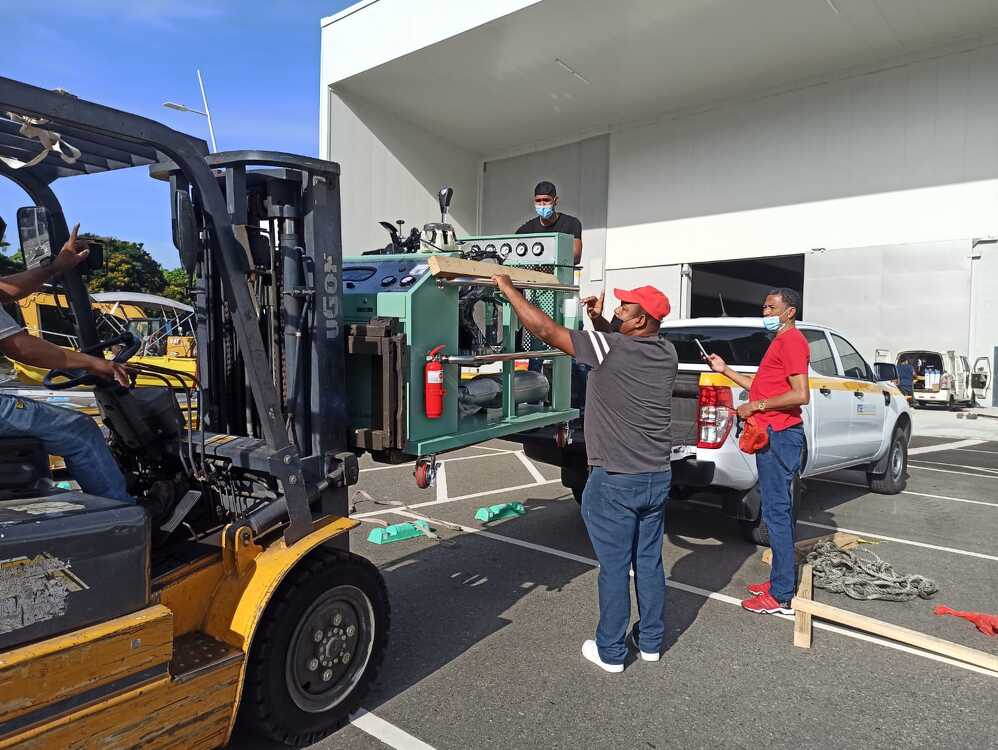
[867,428,908,494]
[739,472,801,547]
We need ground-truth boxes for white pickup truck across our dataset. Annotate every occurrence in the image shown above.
[518,318,913,545]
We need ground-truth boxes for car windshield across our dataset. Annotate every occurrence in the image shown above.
[897,351,943,375]
[660,326,775,366]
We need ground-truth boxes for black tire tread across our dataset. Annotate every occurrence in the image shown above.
[241,548,390,747]
[867,427,908,495]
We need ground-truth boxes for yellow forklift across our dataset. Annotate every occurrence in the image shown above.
[0,78,387,748]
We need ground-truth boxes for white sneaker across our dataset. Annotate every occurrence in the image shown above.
[627,630,661,662]
[581,640,623,673]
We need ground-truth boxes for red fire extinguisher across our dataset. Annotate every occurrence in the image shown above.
[425,345,447,419]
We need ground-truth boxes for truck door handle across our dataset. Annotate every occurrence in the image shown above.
[819,387,831,396]
[883,390,891,406]
[853,391,864,399]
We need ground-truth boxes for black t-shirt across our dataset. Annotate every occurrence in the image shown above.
[516,212,582,239]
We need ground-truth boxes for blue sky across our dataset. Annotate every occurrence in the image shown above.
[0,0,353,268]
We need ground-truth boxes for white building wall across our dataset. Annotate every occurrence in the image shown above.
[324,89,481,255]
[605,42,998,270]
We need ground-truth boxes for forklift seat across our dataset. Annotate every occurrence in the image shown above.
[0,436,53,500]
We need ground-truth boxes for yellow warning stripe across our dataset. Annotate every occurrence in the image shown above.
[697,372,900,395]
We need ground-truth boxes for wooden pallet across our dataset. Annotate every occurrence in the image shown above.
[791,564,998,673]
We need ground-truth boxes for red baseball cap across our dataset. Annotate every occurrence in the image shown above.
[613,285,671,321]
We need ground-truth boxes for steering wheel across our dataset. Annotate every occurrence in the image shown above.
[42,332,141,390]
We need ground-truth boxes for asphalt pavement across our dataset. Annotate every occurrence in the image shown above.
[236,434,998,750]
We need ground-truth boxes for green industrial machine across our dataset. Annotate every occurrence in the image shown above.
[343,222,579,487]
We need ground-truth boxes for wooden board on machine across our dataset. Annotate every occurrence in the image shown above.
[427,255,560,285]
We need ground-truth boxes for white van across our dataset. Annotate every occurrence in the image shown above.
[896,350,991,408]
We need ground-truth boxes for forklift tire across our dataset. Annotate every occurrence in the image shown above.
[242,548,389,747]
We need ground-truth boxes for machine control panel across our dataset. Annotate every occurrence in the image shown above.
[458,233,567,266]
[343,259,430,294]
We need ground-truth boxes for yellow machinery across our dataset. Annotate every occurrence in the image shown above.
[0,79,389,748]
[10,290,196,388]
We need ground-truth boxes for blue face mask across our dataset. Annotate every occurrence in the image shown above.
[762,315,782,332]
[535,204,554,220]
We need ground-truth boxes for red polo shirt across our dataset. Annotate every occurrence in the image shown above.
[749,328,810,432]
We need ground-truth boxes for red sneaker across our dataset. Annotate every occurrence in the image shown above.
[742,592,793,615]
[747,580,771,596]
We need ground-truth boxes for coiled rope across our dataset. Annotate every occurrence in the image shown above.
[806,541,938,601]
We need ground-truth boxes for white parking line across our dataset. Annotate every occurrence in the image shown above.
[810,477,998,509]
[955,447,998,455]
[908,459,998,475]
[515,450,548,484]
[351,709,438,750]
[908,439,984,455]
[385,510,998,679]
[796,520,998,562]
[359,449,516,474]
[435,462,449,502]
[683,498,998,561]
[352,478,563,519]
[907,464,998,481]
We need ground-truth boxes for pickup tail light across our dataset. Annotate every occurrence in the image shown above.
[697,385,735,449]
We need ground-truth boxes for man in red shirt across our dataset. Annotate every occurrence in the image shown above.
[707,288,810,614]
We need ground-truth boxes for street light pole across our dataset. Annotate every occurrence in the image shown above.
[196,68,218,154]
[162,69,218,153]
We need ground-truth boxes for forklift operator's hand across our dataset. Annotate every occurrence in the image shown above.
[52,223,91,274]
[86,357,132,388]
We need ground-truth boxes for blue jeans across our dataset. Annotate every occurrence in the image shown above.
[756,425,804,602]
[0,394,132,503]
[582,467,671,664]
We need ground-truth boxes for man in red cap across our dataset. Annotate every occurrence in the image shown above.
[492,274,677,673]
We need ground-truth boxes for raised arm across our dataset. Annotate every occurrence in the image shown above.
[0,223,91,304]
[492,274,574,356]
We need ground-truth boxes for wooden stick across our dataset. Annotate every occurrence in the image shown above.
[794,564,813,649]
[427,255,559,284]
[789,596,998,673]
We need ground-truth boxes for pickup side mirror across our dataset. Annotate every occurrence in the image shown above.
[873,362,898,383]
[17,206,56,269]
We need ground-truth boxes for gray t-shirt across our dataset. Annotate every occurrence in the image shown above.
[0,305,23,341]
[570,328,677,474]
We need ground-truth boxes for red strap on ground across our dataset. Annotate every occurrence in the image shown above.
[933,605,998,636]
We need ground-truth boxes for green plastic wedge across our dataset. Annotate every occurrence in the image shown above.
[367,520,432,545]
[474,502,526,523]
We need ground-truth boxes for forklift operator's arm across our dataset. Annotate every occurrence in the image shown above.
[0,223,91,304]
[0,331,131,387]
[492,274,574,357]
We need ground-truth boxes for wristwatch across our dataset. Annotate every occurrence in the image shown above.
[756,400,767,412]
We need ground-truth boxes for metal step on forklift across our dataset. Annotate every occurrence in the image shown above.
[0,77,578,748]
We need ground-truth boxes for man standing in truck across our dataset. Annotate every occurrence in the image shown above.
[493,273,677,672]
[707,288,810,615]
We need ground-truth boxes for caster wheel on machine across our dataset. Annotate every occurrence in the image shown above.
[555,424,572,449]
[414,458,435,489]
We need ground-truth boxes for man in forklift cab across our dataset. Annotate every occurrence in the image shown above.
[0,220,133,503]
